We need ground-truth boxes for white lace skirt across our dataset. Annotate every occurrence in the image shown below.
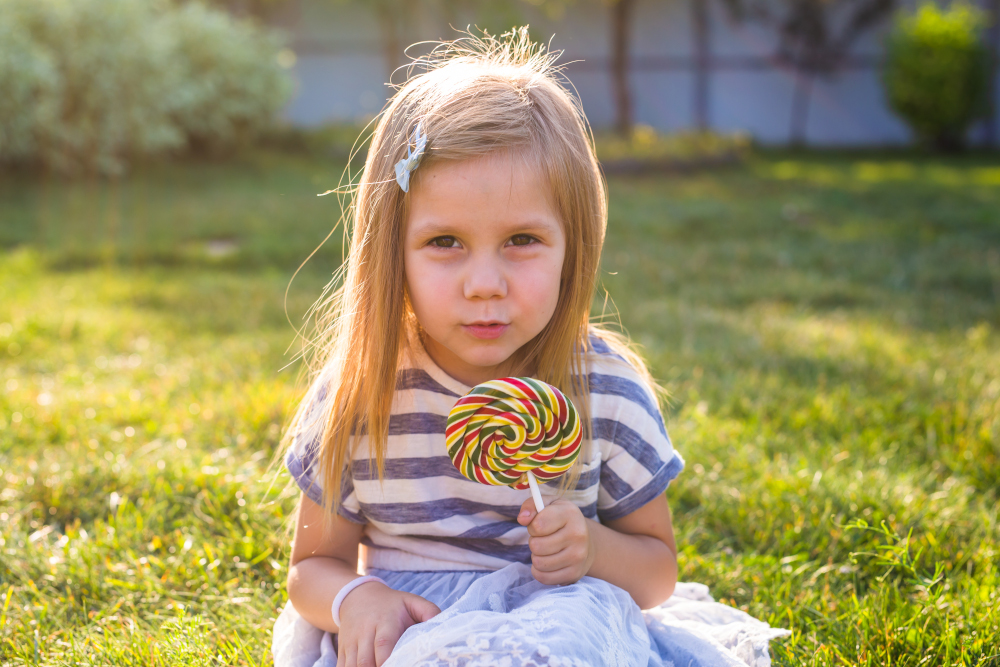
[272,563,789,667]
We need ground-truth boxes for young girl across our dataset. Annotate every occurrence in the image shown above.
[272,29,787,667]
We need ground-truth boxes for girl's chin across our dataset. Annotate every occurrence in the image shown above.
[458,354,513,372]
[422,334,527,382]
[448,352,522,382]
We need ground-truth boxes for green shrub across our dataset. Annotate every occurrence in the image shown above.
[163,2,292,155]
[0,16,59,163]
[0,0,292,175]
[0,0,180,175]
[882,2,991,151]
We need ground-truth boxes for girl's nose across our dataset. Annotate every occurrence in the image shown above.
[463,256,507,300]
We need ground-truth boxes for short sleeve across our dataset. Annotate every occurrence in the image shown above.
[590,361,684,523]
[284,375,366,524]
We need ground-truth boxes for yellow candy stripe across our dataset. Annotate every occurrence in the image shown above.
[446,377,582,490]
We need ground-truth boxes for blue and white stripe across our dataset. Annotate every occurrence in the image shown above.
[285,331,684,572]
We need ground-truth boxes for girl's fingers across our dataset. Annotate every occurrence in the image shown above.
[341,640,356,667]
[529,520,586,557]
[525,507,567,538]
[527,532,564,557]
[373,626,398,666]
[356,630,378,667]
[516,497,537,526]
[531,562,580,586]
[531,547,579,573]
[403,593,442,623]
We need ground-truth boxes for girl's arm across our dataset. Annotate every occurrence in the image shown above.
[287,493,441,667]
[286,493,366,632]
[516,493,678,609]
[589,494,678,608]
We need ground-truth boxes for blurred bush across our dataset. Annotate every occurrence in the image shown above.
[882,2,990,151]
[594,126,751,173]
[259,122,374,160]
[0,0,292,175]
[165,3,293,155]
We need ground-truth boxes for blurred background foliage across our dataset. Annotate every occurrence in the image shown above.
[0,0,293,176]
[884,1,993,151]
[1,0,995,180]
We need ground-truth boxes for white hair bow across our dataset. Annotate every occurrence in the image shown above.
[394,122,427,193]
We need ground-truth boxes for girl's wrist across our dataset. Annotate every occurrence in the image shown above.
[331,575,387,627]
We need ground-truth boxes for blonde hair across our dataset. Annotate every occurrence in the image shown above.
[285,28,664,519]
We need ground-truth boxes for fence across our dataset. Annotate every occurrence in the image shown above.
[271,0,1000,147]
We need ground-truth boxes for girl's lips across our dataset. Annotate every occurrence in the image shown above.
[463,323,508,339]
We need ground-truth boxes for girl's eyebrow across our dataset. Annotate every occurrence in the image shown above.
[503,220,560,235]
[411,222,456,237]
[413,218,559,238]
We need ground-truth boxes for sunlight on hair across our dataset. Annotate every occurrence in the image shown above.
[277,27,665,526]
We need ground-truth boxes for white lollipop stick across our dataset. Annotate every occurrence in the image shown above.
[526,470,545,512]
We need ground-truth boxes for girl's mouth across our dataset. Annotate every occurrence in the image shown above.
[463,322,508,339]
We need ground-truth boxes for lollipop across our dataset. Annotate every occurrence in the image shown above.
[446,377,582,511]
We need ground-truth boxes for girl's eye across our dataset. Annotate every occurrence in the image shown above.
[509,234,536,247]
[430,236,457,248]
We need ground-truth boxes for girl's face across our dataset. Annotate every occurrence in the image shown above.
[403,152,566,387]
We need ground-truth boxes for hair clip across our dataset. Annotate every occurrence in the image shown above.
[394,122,427,193]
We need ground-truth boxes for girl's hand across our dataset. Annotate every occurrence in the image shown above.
[517,498,595,585]
[337,581,441,667]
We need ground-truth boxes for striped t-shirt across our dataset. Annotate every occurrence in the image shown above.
[285,331,684,572]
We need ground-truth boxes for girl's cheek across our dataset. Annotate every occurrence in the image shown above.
[517,261,562,293]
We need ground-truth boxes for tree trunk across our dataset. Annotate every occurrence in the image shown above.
[692,0,710,131]
[226,0,245,17]
[790,71,812,146]
[377,3,403,85]
[610,0,637,138]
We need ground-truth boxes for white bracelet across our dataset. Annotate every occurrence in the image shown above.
[331,575,386,627]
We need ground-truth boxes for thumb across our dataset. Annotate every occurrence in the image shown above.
[517,496,537,526]
[403,593,441,623]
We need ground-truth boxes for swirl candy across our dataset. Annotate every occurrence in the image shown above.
[446,377,582,510]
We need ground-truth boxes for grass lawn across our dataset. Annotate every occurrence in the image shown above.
[1,149,999,665]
